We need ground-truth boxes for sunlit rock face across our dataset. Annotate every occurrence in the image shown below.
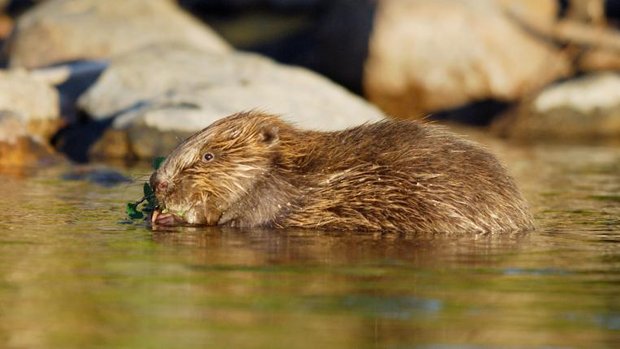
[0,112,59,167]
[364,0,570,118]
[0,69,62,141]
[0,70,63,167]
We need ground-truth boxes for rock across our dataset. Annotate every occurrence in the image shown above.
[78,43,385,159]
[577,48,620,72]
[498,0,558,26]
[0,112,58,167]
[0,12,12,40]
[0,70,63,166]
[364,0,571,118]
[492,72,620,141]
[0,69,62,139]
[29,60,108,122]
[564,0,606,25]
[179,0,325,12]
[62,165,131,187]
[6,0,230,69]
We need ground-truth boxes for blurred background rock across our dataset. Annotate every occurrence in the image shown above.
[0,0,619,164]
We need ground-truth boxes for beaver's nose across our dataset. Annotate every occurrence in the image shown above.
[149,172,168,193]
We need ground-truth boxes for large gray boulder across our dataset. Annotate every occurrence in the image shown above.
[7,0,230,68]
[79,43,385,159]
[492,72,620,141]
[364,0,570,118]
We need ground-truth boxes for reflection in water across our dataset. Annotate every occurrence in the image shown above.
[0,141,618,348]
[151,226,530,267]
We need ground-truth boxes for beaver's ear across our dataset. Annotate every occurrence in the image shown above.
[260,125,279,146]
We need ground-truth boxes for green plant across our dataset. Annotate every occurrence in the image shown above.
[126,157,165,220]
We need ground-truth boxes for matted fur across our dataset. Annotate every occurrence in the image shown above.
[150,111,534,233]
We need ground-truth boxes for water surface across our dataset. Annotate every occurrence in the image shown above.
[0,141,618,349]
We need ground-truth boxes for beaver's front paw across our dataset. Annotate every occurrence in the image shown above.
[151,209,184,226]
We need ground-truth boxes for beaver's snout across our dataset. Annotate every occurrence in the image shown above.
[149,172,178,226]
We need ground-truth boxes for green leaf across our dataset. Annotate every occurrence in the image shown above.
[143,182,153,198]
[143,183,158,208]
[129,211,144,219]
[127,180,159,221]
[126,202,144,219]
[146,198,157,209]
[126,202,138,214]
[152,157,166,170]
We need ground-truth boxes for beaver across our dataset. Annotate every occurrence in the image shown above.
[149,111,534,233]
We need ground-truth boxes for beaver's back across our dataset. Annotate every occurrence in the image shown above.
[274,120,533,233]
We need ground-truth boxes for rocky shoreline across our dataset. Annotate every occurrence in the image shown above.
[0,0,619,167]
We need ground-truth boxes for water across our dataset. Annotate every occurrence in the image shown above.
[0,139,618,349]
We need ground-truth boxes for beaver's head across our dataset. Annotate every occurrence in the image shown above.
[149,112,286,226]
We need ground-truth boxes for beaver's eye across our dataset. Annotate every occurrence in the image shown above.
[202,153,214,162]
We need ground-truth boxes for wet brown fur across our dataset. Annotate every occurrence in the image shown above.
[150,111,534,233]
